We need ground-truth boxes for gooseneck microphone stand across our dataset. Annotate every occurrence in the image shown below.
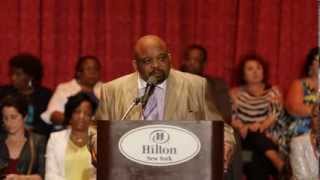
[120,97,141,121]
[120,76,157,120]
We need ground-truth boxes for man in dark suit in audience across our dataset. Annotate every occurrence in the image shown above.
[181,44,232,122]
[181,44,242,180]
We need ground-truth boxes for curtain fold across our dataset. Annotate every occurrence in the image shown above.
[0,0,316,93]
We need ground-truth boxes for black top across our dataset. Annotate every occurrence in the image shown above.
[0,85,53,136]
[205,76,232,122]
[0,131,47,177]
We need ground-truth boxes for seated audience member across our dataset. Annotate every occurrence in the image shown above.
[0,94,46,179]
[290,104,319,180]
[0,53,52,136]
[286,47,318,137]
[181,44,240,179]
[41,56,102,130]
[230,55,288,179]
[180,44,232,122]
[45,92,98,180]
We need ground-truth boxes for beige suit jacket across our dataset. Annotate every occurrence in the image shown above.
[96,69,222,121]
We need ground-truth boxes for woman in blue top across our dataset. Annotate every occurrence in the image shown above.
[286,47,319,137]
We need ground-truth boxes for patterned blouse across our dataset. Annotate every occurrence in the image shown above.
[287,80,317,136]
[232,86,291,155]
[232,86,281,124]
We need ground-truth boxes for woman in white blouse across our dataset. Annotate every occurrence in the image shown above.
[45,92,98,180]
[41,56,102,130]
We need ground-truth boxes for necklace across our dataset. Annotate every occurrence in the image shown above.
[70,134,88,146]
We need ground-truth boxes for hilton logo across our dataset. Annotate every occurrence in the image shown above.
[119,125,201,166]
[150,130,170,144]
[142,129,177,155]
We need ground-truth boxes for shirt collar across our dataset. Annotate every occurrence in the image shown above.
[138,75,167,90]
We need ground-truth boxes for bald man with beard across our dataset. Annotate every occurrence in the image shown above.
[96,35,235,172]
[97,35,223,121]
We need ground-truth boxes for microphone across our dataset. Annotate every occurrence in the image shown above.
[120,76,157,121]
[140,76,157,108]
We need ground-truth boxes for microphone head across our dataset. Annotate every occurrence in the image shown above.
[147,76,158,85]
[140,76,157,108]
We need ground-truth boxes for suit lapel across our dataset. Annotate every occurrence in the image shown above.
[122,73,142,120]
[164,70,180,120]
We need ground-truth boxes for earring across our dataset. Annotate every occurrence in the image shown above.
[28,80,33,88]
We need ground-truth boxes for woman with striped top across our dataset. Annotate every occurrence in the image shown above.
[230,55,286,180]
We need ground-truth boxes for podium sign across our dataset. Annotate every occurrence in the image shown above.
[97,120,223,180]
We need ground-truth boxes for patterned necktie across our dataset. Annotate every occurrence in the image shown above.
[143,89,159,120]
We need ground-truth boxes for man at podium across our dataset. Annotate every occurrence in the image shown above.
[96,35,224,121]
[96,35,235,171]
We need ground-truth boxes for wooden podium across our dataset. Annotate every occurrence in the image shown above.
[97,120,223,180]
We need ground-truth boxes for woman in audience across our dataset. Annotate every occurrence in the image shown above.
[41,56,102,130]
[286,47,318,137]
[0,53,52,136]
[290,104,319,180]
[45,92,98,180]
[230,55,287,179]
[0,94,46,179]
